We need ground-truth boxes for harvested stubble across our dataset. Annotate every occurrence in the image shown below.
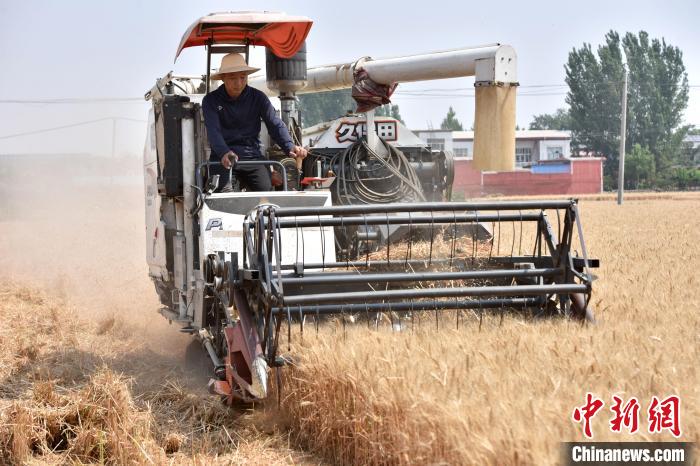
[1,370,156,464]
[267,197,700,465]
[0,286,315,465]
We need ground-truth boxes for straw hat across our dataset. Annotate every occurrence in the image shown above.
[211,53,260,80]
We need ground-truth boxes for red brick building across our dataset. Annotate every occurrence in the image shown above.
[453,158,604,197]
[414,129,604,197]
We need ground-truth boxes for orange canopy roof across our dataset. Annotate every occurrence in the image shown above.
[175,11,313,61]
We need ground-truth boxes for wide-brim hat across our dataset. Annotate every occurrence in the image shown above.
[211,53,260,80]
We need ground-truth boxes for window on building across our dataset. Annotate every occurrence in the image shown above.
[547,146,564,159]
[453,148,469,158]
[515,147,532,165]
[426,138,445,151]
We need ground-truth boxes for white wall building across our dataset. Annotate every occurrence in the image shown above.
[684,134,700,164]
[414,129,572,167]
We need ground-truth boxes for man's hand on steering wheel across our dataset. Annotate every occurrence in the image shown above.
[221,151,238,170]
[289,145,308,160]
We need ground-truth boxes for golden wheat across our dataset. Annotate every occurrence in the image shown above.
[268,196,700,465]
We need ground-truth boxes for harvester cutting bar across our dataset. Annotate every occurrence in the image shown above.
[282,284,588,306]
[271,298,540,316]
[273,256,555,271]
[279,267,561,285]
[272,212,541,228]
[269,200,574,217]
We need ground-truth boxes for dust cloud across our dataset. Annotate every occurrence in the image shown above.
[0,154,208,386]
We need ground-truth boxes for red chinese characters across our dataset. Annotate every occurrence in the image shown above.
[609,395,640,433]
[572,393,605,438]
[572,394,682,438]
[648,395,681,437]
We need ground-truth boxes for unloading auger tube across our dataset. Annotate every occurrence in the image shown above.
[206,199,598,403]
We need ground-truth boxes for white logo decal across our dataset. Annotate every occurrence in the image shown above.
[335,120,398,143]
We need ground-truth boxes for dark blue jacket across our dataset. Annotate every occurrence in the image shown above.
[202,84,294,160]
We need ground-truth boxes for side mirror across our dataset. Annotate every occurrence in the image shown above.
[206,174,220,194]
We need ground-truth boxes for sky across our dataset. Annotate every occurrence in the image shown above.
[0,0,698,157]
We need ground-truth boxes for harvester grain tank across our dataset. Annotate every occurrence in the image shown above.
[144,11,598,403]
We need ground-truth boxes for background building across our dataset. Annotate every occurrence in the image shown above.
[415,129,603,197]
[415,129,573,166]
[684,134,700,165]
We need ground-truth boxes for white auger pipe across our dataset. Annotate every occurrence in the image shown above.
[249,43,519,171]
[249,44,517,96]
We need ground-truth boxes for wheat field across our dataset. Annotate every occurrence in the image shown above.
[0,183,698,464]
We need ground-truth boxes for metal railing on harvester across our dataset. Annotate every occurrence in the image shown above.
[227,199,597,367]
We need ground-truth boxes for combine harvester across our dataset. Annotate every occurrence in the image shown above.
[143,12,598,403]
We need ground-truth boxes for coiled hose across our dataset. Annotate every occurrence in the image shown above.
[330,138,426,205]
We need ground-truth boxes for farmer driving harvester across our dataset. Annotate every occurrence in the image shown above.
[144,11,599,403]
[202,53,308,191]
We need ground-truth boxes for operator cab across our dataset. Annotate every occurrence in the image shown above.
[145,11,313,196]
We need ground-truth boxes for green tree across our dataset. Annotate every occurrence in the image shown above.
[298,89,356,127]
[440,106,464,131]
[565,31,689,186]
[375,103,404,123]
[624,144,655,188]
[298,89,404,127]
[566,32,626,177]
[666,168,700,189]
[529,108,572,130]
[624,32,689,171]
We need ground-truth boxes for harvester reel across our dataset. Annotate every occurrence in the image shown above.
[234,199,598,369]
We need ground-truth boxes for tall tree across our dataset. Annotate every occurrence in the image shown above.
[375,103,404,123]
[440,106,464,131]
[624,144,655,188]
[623,31,689,171]
[565,31,689,183]
[566,32,625,174]
[298,89,356,127]
[529,108,572,130]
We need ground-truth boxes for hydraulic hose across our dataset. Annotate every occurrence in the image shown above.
[330,138,426,205]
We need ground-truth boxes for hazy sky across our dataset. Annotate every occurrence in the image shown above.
[0,0,698,157]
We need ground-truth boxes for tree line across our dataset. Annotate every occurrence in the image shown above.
[531,31,698,190]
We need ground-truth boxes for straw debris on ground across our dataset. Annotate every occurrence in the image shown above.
[0,287,315,465]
